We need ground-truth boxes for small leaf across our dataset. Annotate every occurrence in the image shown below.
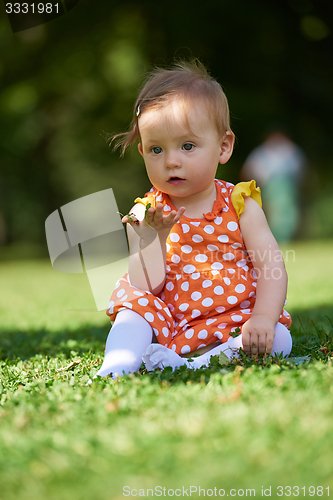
[219,352,230,366]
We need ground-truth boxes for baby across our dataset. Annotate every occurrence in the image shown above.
[94,60,292,378]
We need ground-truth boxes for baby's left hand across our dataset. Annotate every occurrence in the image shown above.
[241,315,275,356]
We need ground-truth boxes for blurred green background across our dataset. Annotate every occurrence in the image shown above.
[0,0,333,259]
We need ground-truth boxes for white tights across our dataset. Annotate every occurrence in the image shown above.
[94,310,292,378]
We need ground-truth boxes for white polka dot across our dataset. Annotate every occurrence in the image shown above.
[231,315,243,322]
[235,284,246,293]
[183,264,196,274]
[228,269,235,274]
[171,344,176,351]
[195,254,208,263]
[166,243,171,252]
[133,290,144,296]
[241,275,247,281]
[153,328,159,336]
[211,270,220,276]
[197,343,206,349]
[283,310,290,318]
[231,243,242,249]
[191,309,201,318]
[181,245,192,254]
[236,259,247,267]
[169,233,180,242]
[185,328,194,339]
[223,277,231,286]
[241,309,251,314]
[165,282,174,291]
[179,319,187,327]
[191,291,202,301]
[227,221,238,231]
[164,204,171,212]
[204,225,214,234]
[138,297,149,306]
[182,224,190,233]
[176,274,182,280]
[174,293,179,301]
[240,300,250,308]
[164,307,172,317]
[166,265,171,272]
[144,312,154,322]
[171,254,181,264]
[107,300,114,309]
[223,253,235,261]
[215,306,226,313]
[154,299,163,309]
[207,244,219,251]
[202,297,214,307]
[181,345,191,354]
[214,216,223,225]
[175,313,184,320]
[211,262,223,270]
[190,221,200,227]
[191,272,201,280]
[217,235,229,243]
[214,286,224,295]
[249,291,256,298]
[116,288,126,298]
[192,234,203,243]
[252,282,257,287]
[202,280,212,288]
[227,296,238,305]
[198,329,208,339]
[206,318,217,325]
[179,303,189,312]
[252,270,258,279]
[162,327,169,337]
[243,266,249,271]
[157,312,165,321]
[181,282,189,291]
[122,302,133,309]
[108,305,114,314]
[214,331,223,339]
[218,323,227,329]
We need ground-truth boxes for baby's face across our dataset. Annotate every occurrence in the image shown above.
[137,98,233,204]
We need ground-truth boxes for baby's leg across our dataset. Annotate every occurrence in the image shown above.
[143,323,292,372]
[93,309,153,379]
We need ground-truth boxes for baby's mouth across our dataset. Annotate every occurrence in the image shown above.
[167,176,185,184]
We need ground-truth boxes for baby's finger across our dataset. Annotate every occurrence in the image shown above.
[122,215,139,225]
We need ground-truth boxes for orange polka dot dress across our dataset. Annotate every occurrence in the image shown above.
[107,179,292,355]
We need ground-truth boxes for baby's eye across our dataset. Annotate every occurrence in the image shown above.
[182,143,194,151]
[151,146,162,155]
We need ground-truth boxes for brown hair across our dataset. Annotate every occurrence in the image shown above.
[108,59,232,156]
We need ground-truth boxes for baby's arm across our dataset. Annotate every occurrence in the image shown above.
[123,203,185,295]
[239,197,288,355]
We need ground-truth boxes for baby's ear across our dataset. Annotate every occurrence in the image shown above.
[138,143,143,156]
[219,131,235,165]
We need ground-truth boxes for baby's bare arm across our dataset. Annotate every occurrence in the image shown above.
[239,197,288,355]
[123,203,185,295]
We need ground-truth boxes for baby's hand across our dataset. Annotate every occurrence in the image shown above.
[122,203,185,238]
[241,315,275,356]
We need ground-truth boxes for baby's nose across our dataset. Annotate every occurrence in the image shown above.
[165,151,181,168]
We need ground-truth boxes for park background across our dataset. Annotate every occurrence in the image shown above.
[1,1,333,499]
[0,0,333,255]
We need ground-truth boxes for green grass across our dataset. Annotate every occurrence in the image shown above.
[1,241,333,500]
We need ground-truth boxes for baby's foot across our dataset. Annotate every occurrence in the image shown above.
[143,344,188,371]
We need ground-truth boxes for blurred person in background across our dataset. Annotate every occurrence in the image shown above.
[241,128,306,243]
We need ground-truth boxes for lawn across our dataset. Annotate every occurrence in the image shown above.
[0,240,333,500]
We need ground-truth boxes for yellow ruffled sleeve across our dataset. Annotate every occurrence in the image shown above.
[230,180,262,219]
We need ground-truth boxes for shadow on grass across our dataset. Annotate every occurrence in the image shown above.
[0,325,107,361]
[1,306,332,362]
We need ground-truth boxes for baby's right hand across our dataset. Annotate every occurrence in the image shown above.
[122,203,185,239]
